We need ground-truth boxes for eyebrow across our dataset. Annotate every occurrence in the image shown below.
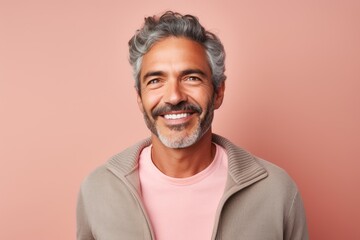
[180,69,207,77]
[142,68,208,82]
[142,71,166,82]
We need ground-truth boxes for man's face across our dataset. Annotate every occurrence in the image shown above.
[137,37,224,148]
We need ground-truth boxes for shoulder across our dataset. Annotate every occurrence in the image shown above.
[249,157,301,214]
[80,137,152,193]
[80,164,112,187]
[256,158,298,191]
[79,165,120,199]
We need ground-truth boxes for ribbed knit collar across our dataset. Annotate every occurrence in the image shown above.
[106,134,268,187]
[212,134,268,185]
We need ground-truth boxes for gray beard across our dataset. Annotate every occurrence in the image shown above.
[142,96,215,149]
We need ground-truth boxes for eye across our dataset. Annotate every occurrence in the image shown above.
[186,76,201,82]
[147,79,160,85]
[145,78,164,90]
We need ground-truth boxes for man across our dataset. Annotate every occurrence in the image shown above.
[77,11,308,240]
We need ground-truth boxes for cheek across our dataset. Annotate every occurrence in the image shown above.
[187,87,214,107]
[141,91,163,112]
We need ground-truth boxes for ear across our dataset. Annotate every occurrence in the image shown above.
[136,92,145,113]
[214,82,225,109]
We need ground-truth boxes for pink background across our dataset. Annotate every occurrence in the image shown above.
[1,0,359,239]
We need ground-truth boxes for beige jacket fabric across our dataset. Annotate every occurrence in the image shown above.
[77,134,308,240]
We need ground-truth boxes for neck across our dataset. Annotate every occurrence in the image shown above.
[150,130,215,178]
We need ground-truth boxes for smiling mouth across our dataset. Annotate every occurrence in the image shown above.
[163,113,192,120]
[152,102,202,121]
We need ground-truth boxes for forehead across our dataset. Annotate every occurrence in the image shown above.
[140,37,211,79]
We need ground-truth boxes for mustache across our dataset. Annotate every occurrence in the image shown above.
[151,102,202,119]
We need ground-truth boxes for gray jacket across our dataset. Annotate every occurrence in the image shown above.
[77,134,308,239]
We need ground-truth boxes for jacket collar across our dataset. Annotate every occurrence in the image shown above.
[106,134,268,187]
[211,134,268,185]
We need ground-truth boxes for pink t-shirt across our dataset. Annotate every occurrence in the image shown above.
[139,143,228,240]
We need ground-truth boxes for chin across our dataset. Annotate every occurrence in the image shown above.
[158,130,201,149]
[157,124,211,149]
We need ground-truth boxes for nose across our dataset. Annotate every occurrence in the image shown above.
[163,80,187,105]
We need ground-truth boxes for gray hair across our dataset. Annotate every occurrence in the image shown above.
[128,11,226,93]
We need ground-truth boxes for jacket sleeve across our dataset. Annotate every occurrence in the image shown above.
[76,187,95,240]
[284,191,309,240]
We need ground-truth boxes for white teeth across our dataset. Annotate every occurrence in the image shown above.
[164,113,190,120]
